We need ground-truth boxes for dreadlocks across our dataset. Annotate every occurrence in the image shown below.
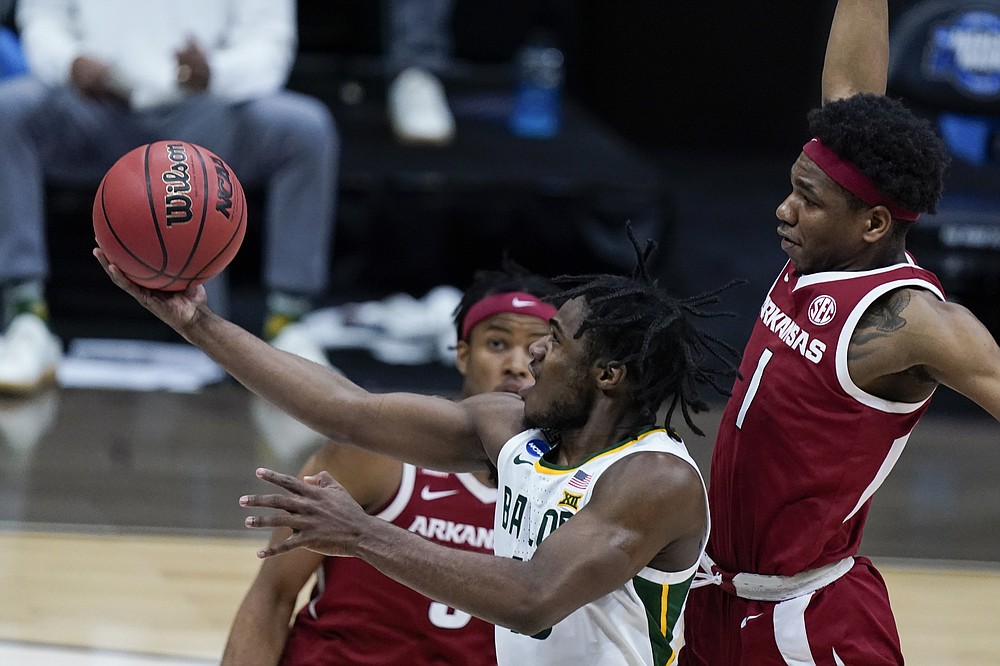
[552,225,743,436]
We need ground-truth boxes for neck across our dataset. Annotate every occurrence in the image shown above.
[845,249,908,273]
[551,411,649,467]
[800,243,909,276]
[873,242,908,268]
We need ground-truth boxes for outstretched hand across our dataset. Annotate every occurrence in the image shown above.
[93,247,207,335]
[240,468,369,559]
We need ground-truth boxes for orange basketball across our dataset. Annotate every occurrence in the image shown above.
[93,140,247,291]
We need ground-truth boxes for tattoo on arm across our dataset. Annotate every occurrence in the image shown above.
[850,290,911,359]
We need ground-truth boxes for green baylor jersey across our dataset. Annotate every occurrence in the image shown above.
[494,428,708,665]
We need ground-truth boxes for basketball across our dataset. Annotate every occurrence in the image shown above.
[93,140,247,291]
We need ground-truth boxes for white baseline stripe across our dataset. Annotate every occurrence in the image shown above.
[0,640,213,666]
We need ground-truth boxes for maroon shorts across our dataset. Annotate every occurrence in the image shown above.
[680,557,903,665]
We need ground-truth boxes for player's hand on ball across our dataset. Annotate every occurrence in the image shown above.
[94,246,207,332]
[241,468,369,559]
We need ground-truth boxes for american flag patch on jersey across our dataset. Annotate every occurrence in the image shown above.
[568,470,592,490]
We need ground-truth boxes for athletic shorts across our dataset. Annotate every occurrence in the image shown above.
[679,557,903,665]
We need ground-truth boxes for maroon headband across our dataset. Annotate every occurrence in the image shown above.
[802,138,920,221]
[461,291,557,341]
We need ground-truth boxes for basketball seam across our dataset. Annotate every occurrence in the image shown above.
[98,173,163,280]
[186,173,247,283]
[143,142,170,276]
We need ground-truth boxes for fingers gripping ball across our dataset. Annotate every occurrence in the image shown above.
[93,140,247,290]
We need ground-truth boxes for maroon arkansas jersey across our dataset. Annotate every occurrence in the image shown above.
[280,466,497,665]
[708,258,945,576]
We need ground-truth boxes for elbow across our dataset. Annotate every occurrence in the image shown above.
[504,617,560,638]
[496,588,572,637]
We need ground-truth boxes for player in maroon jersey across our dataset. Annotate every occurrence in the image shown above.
[681,1,1000,663]
[221,260,558,666]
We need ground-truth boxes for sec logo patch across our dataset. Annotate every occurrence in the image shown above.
[808,295,837,326]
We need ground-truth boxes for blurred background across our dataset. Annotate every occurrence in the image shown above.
[29,0,999,347]
[1,0,998,663]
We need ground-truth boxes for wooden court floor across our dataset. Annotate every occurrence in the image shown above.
[0,381,997,664]
[1,531,998,665]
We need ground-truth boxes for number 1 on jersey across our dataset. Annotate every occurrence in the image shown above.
[736,348,773,429]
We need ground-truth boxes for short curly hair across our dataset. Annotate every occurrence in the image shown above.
[807,94,950,215]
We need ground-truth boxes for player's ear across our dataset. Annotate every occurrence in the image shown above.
[863,205,893,242]
[597,360,627,390]
[455,339,470,377]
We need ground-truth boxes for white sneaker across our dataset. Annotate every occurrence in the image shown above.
[0,314,63,395]
[388,67,456,146]
[269,321,332,368]
[256,322,336,460]
[0,388,60,458]
[250,394,326,466]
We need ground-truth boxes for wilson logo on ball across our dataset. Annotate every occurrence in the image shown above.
[163,143,193,226]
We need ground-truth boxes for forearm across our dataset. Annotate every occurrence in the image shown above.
[221,589,296,666]
[353,517,566,636]
[243,465,677,637]
[182,307,487,471]
[182,306,365,439]
[822,0,888,102]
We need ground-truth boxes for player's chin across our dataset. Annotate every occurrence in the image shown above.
[786,251,815,275]
[520,391,543,426]
[517,383,535,402]
[780,237,798,258]
[782,245,804,270]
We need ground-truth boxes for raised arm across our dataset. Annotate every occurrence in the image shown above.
[94,249,520,471]
[242,452,706,635]
[822,0,888,103]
